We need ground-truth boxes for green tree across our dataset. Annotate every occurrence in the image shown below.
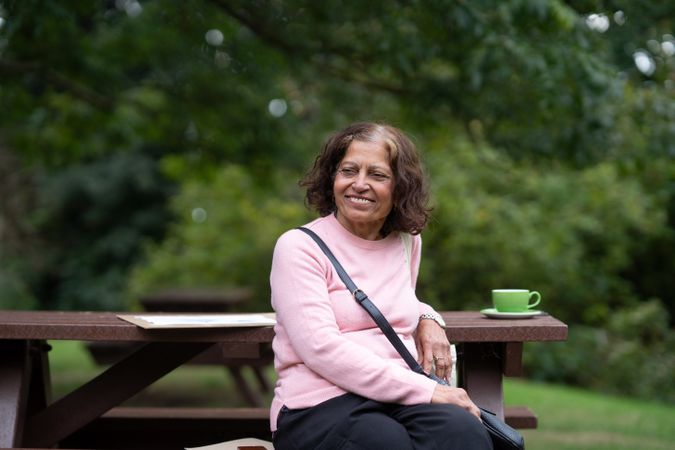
[1,0,674,399]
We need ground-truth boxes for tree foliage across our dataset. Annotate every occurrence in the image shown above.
[126,165,311,311]
[1,0,674,400]
[417,129,667,324]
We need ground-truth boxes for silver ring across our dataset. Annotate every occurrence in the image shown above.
[433,356,445,361]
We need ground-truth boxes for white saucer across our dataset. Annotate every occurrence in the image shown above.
[480,308,543,319]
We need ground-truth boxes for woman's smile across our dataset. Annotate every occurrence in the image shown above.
[345,195,374,204]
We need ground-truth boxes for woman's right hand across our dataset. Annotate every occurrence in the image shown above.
[431,384,482,421]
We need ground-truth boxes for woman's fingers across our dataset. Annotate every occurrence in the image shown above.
[454,387,482,421]
[430,385,482,421]
[415,318,453,379]
[431,340,451,381]
[433,354,449,380]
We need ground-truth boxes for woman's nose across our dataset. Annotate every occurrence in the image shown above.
[351,173,369,190]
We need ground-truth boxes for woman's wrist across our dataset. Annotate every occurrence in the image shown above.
[419,312,446,328]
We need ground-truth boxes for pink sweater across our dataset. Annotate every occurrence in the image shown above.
[269,213,438,430]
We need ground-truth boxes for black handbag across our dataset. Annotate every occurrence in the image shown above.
[298,227,525,450]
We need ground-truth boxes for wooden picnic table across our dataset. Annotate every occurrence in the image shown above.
[0,310,567,450]
[139,287,253,312]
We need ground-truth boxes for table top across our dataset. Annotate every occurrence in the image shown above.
[0,311,275,342]
[440,311,567,342]
[0,310,567,343]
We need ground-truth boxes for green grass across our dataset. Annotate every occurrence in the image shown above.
[505,379,675,450]
[48,341,675,449]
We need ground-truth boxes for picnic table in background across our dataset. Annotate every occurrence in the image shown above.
[139,288,253,312]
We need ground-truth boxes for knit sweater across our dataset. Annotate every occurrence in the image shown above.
[269,213,438,430]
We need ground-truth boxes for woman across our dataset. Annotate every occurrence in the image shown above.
[270,122,492,449]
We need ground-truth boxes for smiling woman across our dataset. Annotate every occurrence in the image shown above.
[301,122,431,237]
[268,122,492,450]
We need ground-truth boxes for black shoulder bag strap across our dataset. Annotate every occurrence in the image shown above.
[298,226,429,378]
[297,226,524,450]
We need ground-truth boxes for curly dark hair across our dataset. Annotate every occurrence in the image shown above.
[300,122,431,235]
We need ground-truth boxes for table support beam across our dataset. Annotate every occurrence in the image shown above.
[503,342,524,377]
[0,340,30,448]
[23,341,212,448]
[460,342,504,420]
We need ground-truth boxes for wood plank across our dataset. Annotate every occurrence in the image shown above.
[0,310,566,343]
[441,311,568,342]
[62,404,535,449]
[502,342,524,376]
[504,405,538,429]
[63,407,273,450]
[100,404,538,427]
[61,405,535,449]
[103,406,269,419]
[101,405,538,428]
[0,340,30,448]
[460,342,504,420]
[0,311,275,343]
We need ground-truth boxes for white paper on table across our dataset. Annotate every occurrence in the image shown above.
[117,313,276,329]
[185,437,274,449]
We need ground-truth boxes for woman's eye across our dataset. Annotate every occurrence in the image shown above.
[339,168,357,176]
[371,173,389,181]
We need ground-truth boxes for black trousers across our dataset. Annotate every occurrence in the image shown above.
[273,393,493,450]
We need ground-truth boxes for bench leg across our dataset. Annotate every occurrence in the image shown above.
[27,340,52,416]
[460,342,504,421]
[0,340,30,448]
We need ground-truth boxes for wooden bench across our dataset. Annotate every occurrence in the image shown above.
[60,405,535,449]
[98,404,537,429]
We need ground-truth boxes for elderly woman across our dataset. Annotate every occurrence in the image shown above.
[270,122,492,449]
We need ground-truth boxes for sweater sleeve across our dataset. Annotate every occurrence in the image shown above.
[271,231,437,405]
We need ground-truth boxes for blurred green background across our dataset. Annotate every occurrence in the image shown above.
[1,0,673,414]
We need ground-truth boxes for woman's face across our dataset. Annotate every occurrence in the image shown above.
[333,139,394,240]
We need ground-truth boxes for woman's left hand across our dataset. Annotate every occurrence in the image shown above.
[415,318,452,381]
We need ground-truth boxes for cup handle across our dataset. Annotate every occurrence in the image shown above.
[528,291,541,309]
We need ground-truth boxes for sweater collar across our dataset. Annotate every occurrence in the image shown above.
[323,212,398,250]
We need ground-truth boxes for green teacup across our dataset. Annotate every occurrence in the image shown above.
[492,289,541,312]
